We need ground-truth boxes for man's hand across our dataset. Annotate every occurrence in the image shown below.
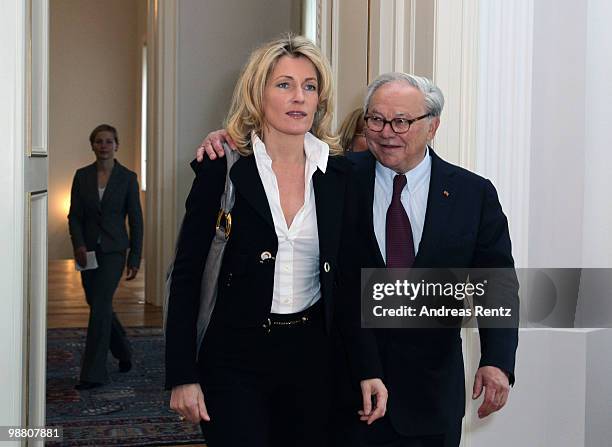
[358,378,388,425]
[126,266,139,281]
[472,366,510,418]
[170,383,210,423]
[74,246,87,268]
[195,129,237,162]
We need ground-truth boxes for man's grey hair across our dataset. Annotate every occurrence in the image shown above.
[364,72,445,117]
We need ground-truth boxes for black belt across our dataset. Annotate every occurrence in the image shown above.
[262,301,322,333]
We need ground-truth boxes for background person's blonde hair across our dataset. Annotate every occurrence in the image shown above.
[225,34,341,156]
[338,108,365,152]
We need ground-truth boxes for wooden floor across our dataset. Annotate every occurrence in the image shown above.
[47,259,206,447]
[48,259,162,329]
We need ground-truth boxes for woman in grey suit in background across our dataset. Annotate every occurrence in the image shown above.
[68,124,144,390]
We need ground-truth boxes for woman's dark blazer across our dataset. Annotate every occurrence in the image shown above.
[164,153,365,390]
[68,160,144,269]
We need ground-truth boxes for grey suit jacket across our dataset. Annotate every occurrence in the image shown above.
[68,160,144,268]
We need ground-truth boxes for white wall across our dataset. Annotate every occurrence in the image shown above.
[582,0,612,268]
[467,329,612,447]
[528,0,588,268]
[48,0,144,259]
[584,328,612,446]
[526,0,612,324]
[465,0,612,445]
[175,0,301,219]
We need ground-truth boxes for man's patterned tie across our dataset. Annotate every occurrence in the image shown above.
[385,174,415,268]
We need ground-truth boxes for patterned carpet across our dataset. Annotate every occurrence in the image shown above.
[46,327,206,446]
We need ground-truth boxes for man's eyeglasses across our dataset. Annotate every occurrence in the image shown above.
[364,113,431,134]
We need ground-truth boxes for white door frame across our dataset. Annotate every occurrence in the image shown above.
[1,0,49,442]
[1,0,28,431]
[144,0,178,308]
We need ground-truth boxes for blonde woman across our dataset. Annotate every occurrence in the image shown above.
[338,107,368,152]
[68,124,143,390]
[164,35,386,447]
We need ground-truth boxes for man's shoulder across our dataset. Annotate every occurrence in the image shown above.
[432,150,492,190]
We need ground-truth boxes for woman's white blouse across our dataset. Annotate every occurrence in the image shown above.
[252,132,329,314]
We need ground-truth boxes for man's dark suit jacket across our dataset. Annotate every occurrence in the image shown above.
[344,149,519,437]
[164,154,364,389]
[68,160,143,269]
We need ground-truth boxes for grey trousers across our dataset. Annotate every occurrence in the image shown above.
[79,249,132,383]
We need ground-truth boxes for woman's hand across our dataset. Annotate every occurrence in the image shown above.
[170,383,211,423]
[125,266,139,280]
[195,129,236,161]
[74,246,87,268]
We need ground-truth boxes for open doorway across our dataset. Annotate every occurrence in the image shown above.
[47,0,154,328]
[45,0,173,444]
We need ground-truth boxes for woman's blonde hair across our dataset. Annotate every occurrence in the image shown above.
[225,34,342,156]
[338,108,365,152]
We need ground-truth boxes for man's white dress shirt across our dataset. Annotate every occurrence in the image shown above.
[373,147,431,262]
